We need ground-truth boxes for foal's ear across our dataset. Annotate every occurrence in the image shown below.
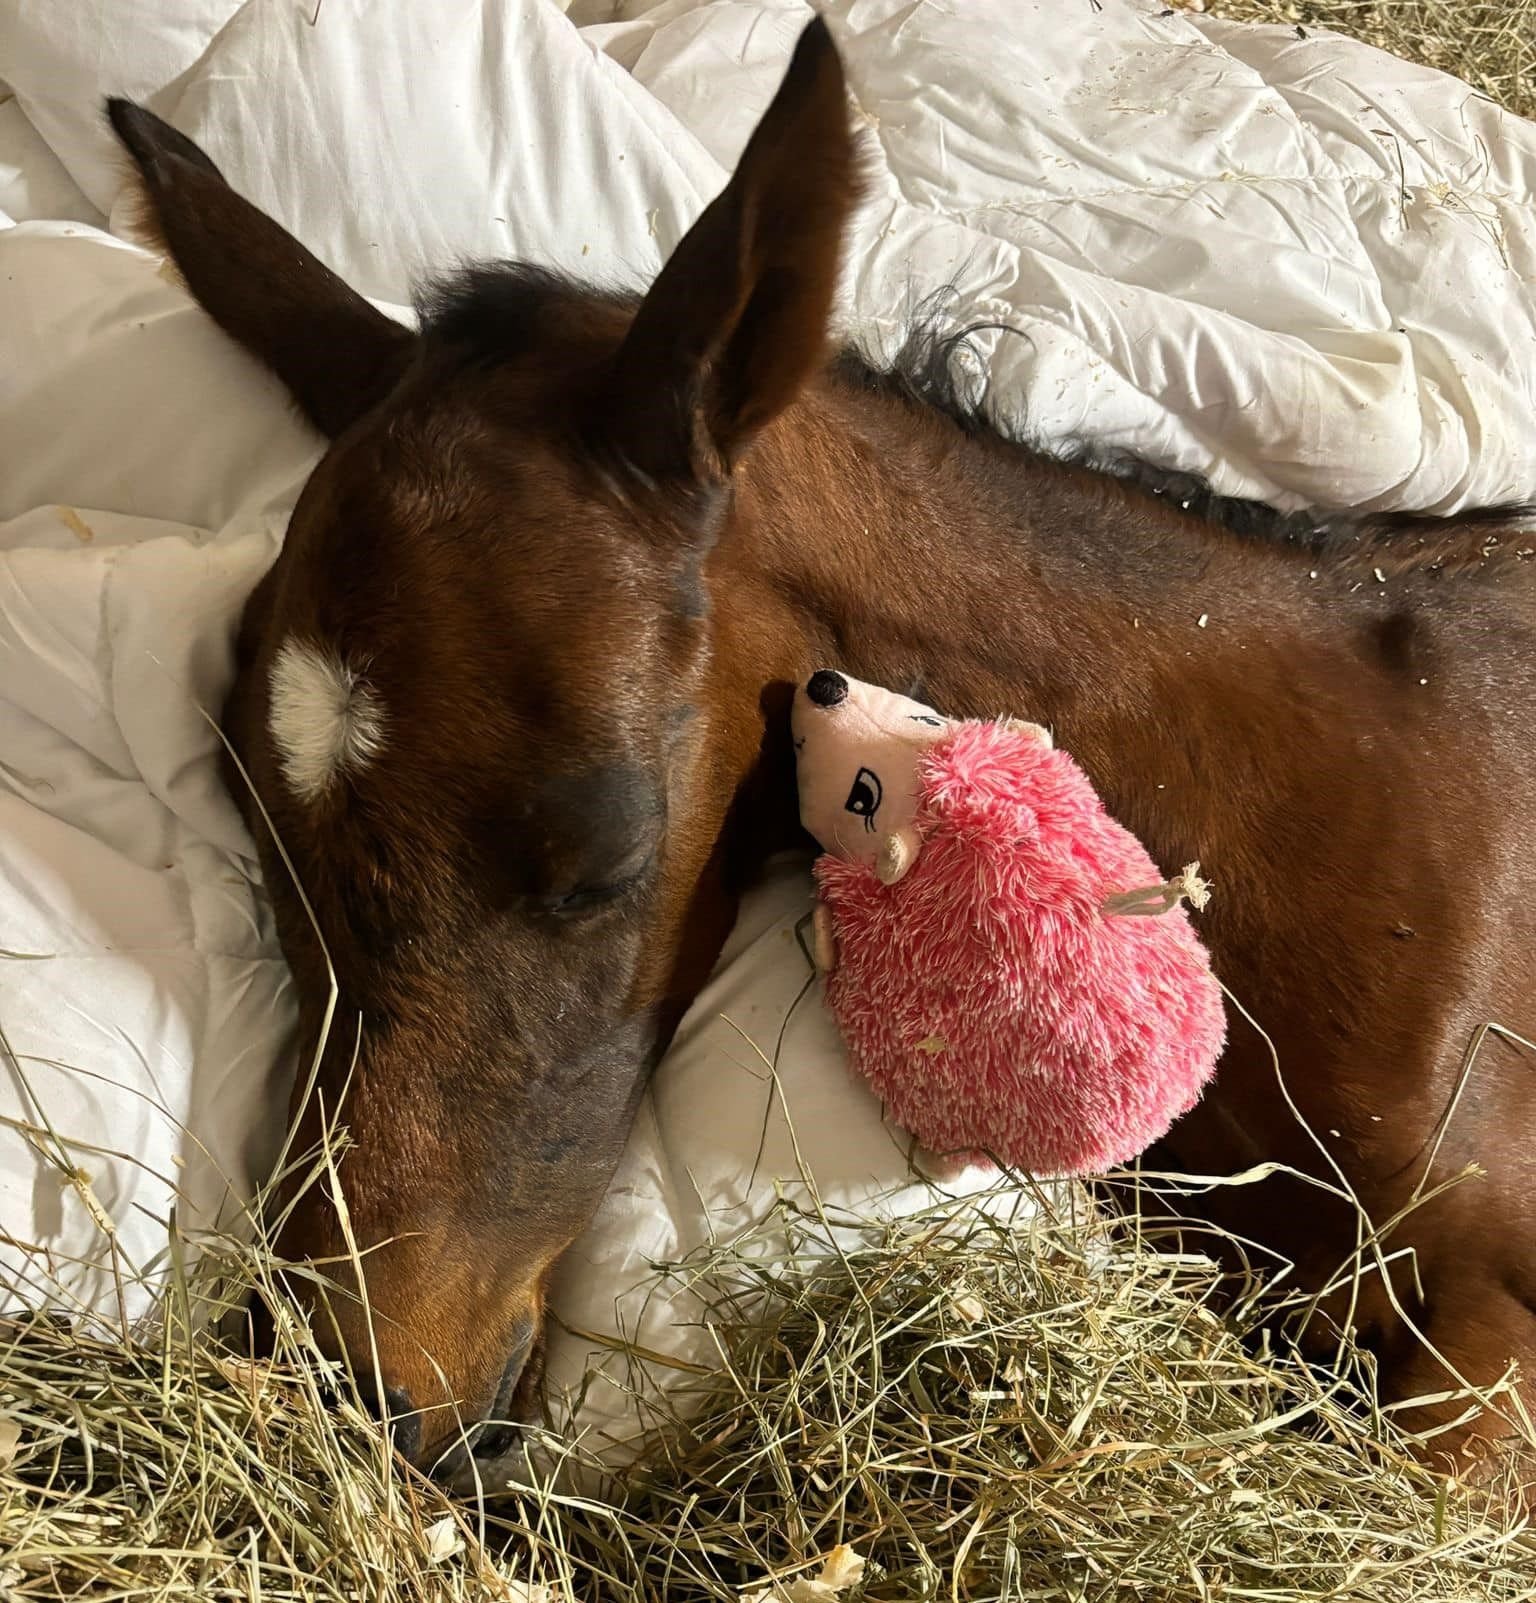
[599,17,860,484]
[106,100,416,438]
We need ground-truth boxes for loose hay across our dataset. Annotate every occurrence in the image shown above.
[3,1182,1533,1601]
[493,1189,1536,1600]
[1178,3,1535,120]
[0,1243,537,1602]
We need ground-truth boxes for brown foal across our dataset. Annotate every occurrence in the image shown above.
[106,19,1536,1476]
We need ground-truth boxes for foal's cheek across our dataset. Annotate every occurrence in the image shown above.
[633,848,737,1027]
[621,761,734,1015]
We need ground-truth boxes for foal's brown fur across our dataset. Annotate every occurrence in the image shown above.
[108,21,1536,1477]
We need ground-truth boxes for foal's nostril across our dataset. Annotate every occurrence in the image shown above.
[244,1289,277,1359]
[354,1377,423,1462]
[806,669,848,708]
[472,1420,522,1460]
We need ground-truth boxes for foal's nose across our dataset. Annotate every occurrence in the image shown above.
[243,1289,425,1461]
[355,1378,423,1462]
[806,669,849,708]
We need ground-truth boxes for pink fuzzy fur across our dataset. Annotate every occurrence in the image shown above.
[814,720,1227,1177]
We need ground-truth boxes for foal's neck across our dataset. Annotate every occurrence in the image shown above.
[730,377,1278,735]
[715,371,1334,885]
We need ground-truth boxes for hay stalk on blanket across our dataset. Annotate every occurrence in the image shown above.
[2,1153,1533,1602]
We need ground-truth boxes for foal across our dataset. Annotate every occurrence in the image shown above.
[108,18,1536,1475]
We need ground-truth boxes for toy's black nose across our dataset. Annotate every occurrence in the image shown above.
[806,669,849,708]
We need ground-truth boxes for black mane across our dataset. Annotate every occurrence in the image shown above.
[414,262,636,366]
[832,306,1534,557]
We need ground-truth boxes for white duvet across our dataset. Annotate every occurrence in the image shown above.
[2,0,1533,1472]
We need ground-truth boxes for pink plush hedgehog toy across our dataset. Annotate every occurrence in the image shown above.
[792,669,1227,1178]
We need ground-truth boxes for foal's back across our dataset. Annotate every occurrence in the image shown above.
[1150,517,1536,1467]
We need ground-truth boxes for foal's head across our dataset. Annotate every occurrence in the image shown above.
[109,19,859,1465]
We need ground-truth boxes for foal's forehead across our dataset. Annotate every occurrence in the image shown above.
[269,487,688,811]
[265,617,675,841]
[266,266,707,808]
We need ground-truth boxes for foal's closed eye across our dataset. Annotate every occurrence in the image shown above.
[540,849,658,919]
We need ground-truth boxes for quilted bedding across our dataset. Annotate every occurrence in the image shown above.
[1,0,1533,1471]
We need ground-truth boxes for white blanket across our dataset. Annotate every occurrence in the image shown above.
[2,0,1533,1470]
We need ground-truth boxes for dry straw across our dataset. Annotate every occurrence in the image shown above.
[2,1145,1535,1601]
[491,1181,1536,1602]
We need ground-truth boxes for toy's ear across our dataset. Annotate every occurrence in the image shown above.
[1003,717,1053,749]
[876,829,920,886]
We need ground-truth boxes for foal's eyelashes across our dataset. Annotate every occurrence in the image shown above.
[540,880,634,919]
[539,843,660,920]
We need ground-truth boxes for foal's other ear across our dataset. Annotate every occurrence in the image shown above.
[600,17,860,484]
[106,100,415,438]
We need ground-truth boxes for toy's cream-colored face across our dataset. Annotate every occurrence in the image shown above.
[791,671,953,882]
[792,671,1056,880]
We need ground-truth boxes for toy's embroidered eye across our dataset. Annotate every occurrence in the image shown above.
[845,766,883,831]
[909,714,943,727]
